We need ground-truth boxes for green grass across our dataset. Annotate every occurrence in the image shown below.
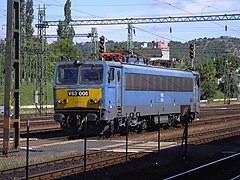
[0,81,53,106]
[0,150,81,171]
[212,90,225,99]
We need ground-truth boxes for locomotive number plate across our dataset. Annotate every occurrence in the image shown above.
[68,90,89,96]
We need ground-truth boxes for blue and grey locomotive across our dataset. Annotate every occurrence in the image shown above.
[53,59,200,135]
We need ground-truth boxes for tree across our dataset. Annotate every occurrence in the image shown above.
[214,54,240,100]
[48,39,81,62]
[196,59,217,100]
[171,56,191,70]
[26,0,34,37]
[20,0,26,26]
[64,0,71,23]
[218,73,240,98]
[107,42,128,53]
[214,54,240,79]
[20,0,36,81]
[57,20,65,39]
[48,39,81,78]
[0,40,5,84]
[57,0,75,40]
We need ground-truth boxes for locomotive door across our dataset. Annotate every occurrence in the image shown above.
[115,68,123,122]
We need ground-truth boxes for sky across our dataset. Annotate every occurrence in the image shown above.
[0,0,240,43]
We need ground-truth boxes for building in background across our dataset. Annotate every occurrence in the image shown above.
[140,40,171,67]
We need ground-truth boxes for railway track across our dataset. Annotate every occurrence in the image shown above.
[162,125,240,144]
[0,116,61,138]
[1,147,146,179]
[0,105,239,139]
[0,116,56,129]
[158,112,240,135]
[0,126,62,138]
[1,105,240,179]
[2,115,240,179]
[165,152,240,179]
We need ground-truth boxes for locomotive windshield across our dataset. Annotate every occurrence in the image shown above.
[56,65,78,85]
[79,64,103,84]
[55,63,103,85]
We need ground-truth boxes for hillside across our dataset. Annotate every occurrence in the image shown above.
[76,36,240,62]
[170,36,240,63]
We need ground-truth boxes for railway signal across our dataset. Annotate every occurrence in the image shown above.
[99,36,106,53]
[189,42,195,59]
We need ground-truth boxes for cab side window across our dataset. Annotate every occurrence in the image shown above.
[117,70,121,82]
[108,68,115,83]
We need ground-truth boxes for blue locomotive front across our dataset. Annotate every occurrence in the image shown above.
[53,59,200,135]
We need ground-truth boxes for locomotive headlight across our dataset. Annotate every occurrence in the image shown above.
[89,98,102,104]
[63,98,68,104]
[89,99,94,104]
[57,98,68,104]
[94,99,98,104]
[57,99,62,104]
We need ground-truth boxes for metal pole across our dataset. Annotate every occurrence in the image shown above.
[127,24,134,55]
[26,119,30,180]
[84,117,87,180]
[190,40,195,70]
[3,0,14,155]
[13,0,20,150]
[125,114,128,162]
[184,120,189,159]
[91,27,98,59]
[179,106,190,160]
[35,5,47,115]
[181,108,190,160]
[158,112,161,164]
[158,112,160,152]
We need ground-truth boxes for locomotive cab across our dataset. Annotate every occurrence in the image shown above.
[53,60,109,135]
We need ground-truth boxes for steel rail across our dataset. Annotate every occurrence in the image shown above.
[1,124,240,179]
[0,150,145,179]
[162,125,240,143]
[17,152,145,180]
[0,151,110,177]
[0,127,62,139]
[164,152,240,180]
[191,116,240,127]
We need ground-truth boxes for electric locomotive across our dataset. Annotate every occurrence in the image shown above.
[53,59,200,135]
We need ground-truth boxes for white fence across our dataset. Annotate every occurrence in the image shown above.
[200,98,238,103]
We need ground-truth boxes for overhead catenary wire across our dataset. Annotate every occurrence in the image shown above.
[1,0,240,42]
[133,26,188,42]
[154,0,240,35]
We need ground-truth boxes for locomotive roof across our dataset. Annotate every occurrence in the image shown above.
[56,60,199,76]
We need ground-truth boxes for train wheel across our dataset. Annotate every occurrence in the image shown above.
[189,113,195,122]
[141,119,148,130]
[119,126,126,136]
[114,119,120,133]
[136,125,142,133]
[104,120,114,137]
[167,117,174,126]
